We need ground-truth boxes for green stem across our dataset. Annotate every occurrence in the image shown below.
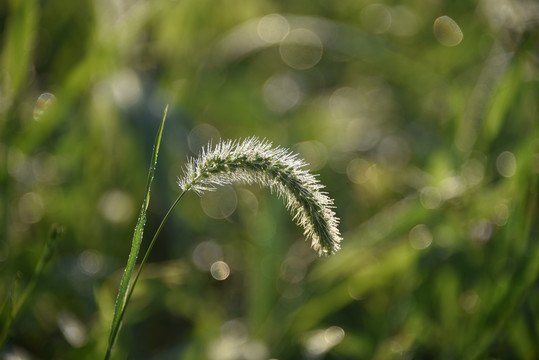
[0,225,63,350]
[104,190,186,360]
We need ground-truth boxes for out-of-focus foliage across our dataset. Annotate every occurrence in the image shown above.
[0,0,538,359]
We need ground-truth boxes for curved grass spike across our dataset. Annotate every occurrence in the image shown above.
[179,138,342,255]
[105,106,168,360]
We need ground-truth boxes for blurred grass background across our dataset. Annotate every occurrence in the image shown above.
[1,0,538,359]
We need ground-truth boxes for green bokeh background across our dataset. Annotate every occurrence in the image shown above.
[1,0,538,359]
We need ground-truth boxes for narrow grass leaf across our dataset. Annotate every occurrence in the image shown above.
[0,224,64,350]
[106,106,168,358]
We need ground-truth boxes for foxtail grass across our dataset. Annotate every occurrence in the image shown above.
[179,137,342,255]
[106,120,342,359]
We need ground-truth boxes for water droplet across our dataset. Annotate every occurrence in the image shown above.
[433,16,463,46]
[33,93,56,121]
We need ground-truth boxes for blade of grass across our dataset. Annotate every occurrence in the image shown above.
[0,0,38,108]
[0,224,64,350]
[115,189,187,341]
[105,106,168,359]
[464,146,539,360]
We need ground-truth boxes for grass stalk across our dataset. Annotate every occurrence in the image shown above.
[105,106,168,359]
[0,225,63,350]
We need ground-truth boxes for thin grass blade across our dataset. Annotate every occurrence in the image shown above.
[106,106,168,358]
[0,224,64,350]
[115,190,186,338]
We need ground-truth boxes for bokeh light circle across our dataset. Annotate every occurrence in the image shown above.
[433,16,463,46]
[200,185,238,219]
[257,14,289,43]
[279,28,323,70]
[211,261,231,280]
[496,151,517,178]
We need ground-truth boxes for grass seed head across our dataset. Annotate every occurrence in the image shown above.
[178,137,342,255]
